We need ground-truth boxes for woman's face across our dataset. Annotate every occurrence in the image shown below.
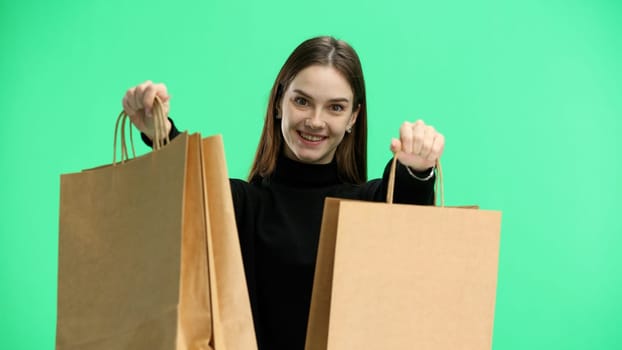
[279,65,359,164]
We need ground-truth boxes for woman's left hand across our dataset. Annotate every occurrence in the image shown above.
[390,120,445,172]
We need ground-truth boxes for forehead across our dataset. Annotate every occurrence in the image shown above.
[288,65,353,100]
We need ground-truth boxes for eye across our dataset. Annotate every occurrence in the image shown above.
[330,104,345,113]
[294,97,309,106]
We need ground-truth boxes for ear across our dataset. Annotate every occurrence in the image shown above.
[274,83,284,119]
[348,104,360,129]
[275,105,282,119]
[273,98,283,119]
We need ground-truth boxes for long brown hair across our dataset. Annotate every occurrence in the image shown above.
[248,36,368,184]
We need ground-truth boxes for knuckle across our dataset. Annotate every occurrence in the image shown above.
[402,133,413,142]
[424,139,433,149]
[143,93,153,104]
[145,85,156,97]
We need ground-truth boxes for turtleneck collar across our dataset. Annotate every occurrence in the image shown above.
[269,152,340,188]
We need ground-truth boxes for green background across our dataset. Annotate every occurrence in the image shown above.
[1,0,620,348]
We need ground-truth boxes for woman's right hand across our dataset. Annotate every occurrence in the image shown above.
[122,80,171,140]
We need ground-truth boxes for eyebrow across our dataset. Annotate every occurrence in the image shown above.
[293,89,350,104]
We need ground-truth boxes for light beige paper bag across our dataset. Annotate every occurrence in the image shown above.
[201,136,257,349]
[57,106,256,349]
[306,158,502,350]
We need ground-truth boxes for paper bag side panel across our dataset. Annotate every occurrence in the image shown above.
[177,133,214,350]
[56,134,189,349]
[201,135,257,349]
[305,198,342,350]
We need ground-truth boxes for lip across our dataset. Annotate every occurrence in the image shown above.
[297,131,327,145]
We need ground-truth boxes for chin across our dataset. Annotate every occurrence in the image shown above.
[292,150,330,164]
[295,154,322,164]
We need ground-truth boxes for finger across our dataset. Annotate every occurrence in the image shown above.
[155,83,170,116]
[126,87,145,117]
[143,85,157,115]
[143,83,169,113]
[390,138,402,154]
[427,133,445,161]
[399,121,414,154]
[133,86,144,112]
[411,120,425,155]
[161,99,170,117]
[122,89,137,116]
[154,83,169,101]
[419,125,435,159]
[132,80,152,111]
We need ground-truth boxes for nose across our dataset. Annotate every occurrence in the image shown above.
[305,110,325,129]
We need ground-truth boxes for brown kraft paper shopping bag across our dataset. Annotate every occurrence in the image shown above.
[57,103,256,349]
[306,158,502,350]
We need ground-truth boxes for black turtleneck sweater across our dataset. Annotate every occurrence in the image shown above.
[143,123,435,350]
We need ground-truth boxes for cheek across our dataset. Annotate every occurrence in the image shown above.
[328,119,350,135]
[281,107,304,128]
[280,114,296,143]
[280,118,289,139]
[281,112,293,130]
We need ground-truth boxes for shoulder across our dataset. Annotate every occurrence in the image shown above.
[229,177,273,203]
[229,178,260,198]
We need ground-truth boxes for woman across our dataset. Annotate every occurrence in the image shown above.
[122,36,445,350]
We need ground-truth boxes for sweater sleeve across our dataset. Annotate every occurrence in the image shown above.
[359,159,435,205]
[140,117,181,147]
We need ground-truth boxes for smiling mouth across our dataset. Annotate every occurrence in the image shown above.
[298,131,326,142]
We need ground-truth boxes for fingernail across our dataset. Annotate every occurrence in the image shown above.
[145,108,152,118]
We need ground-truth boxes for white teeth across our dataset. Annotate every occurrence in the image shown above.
[300,133,323,142]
